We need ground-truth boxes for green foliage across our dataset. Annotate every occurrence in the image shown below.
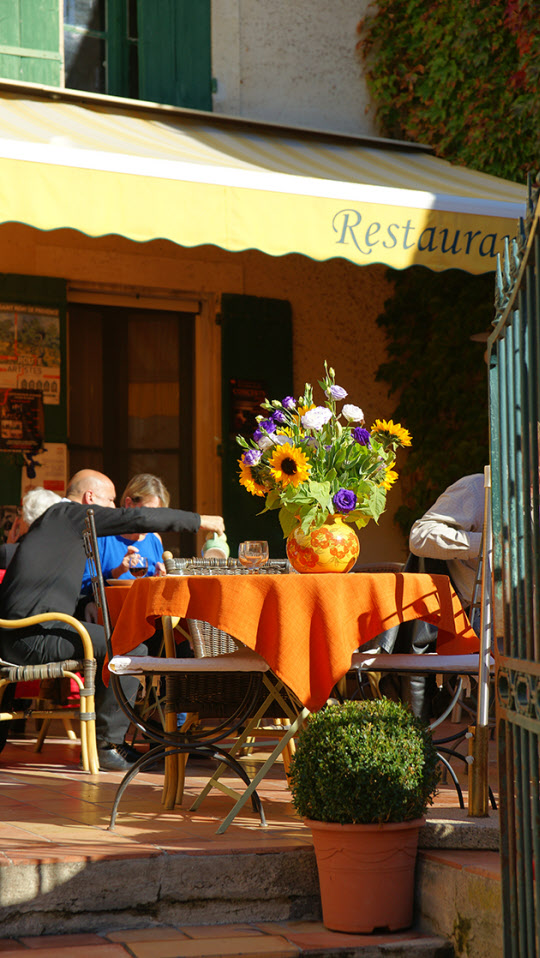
[288,699,440,825]
[356,1,538,536]
[357,0,540,182]
[376,267,492,536]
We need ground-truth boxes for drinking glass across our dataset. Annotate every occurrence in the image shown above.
[128,554,149,578]
[238,540,269,573]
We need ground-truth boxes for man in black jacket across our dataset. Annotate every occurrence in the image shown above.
[0,469,225,770]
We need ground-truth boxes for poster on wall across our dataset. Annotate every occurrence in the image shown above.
[0,304,61,405]
[20,442,68,498]
[0,388,44,453]
[230,378,267,438]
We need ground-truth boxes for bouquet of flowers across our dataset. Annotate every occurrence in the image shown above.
[237,363,412,538]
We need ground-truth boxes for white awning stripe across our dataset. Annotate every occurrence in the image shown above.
[0,136,523,218]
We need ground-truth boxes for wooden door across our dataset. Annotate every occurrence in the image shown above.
[68,303,195,556]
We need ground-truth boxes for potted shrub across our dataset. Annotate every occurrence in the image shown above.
[288,698,440,934]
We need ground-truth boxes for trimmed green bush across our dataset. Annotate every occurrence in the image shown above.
[289,699,440,825]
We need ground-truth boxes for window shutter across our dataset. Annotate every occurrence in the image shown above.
[220,294,293,558]
[136,0,211,110]
[0,0,62,86]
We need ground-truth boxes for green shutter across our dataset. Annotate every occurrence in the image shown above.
[221,294,293,558]
[136,0,211,110]
[104,0,129,98]
[0,0,61,86]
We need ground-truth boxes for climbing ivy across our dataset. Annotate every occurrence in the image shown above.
[357,0,539,537]
[357,0,540,182]
[376,267,492,537]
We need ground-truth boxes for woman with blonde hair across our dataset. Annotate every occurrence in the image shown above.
[80,473,170,593]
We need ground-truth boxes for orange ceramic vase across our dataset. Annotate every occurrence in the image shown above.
[308,818,424,933]
[286,515,359,574]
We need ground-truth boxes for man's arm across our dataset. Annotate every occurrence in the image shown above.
[90,506,224,538]
[91,505,201,537]
[409,474,484,561]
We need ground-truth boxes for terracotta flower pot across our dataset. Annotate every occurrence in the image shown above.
[308,818,424,933]
[286,515,359,574]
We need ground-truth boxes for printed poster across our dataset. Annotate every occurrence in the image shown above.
[0,304,61,405]
[230,378,267,438]
[20,442,68,498]
[0,388,44,453]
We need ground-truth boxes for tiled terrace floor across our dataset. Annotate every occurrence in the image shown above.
[0,723,500,957]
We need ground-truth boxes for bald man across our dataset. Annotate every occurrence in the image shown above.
[0,469,225,770]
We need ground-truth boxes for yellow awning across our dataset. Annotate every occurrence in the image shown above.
[0,85,526,274]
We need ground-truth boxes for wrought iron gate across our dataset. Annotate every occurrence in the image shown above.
[489,176,540,957]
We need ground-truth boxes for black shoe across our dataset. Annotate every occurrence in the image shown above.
[97,741,142,771]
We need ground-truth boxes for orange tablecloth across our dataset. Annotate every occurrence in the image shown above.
[105,583,134,628]
[109,572,479,712]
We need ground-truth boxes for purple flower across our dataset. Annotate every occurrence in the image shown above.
[243,449,262,466]
[327,384,348,401]
[333,488,357,513]
[353,427,371,446]
[272,409,287,424]
[301,406,333,431]
[282,396,296,410]
[253,418,277,443]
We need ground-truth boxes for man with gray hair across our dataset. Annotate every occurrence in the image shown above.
[0,468,225,770]
[0,488,61,570]
[22,487,62,528]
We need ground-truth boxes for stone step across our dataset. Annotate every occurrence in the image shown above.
[0,811,501,958]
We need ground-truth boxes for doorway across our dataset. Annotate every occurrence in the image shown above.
[68,303,195,556]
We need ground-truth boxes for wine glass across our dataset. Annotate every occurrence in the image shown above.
[128,554,149,578]
[238,540,269,573]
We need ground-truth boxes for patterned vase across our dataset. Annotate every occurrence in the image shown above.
[286,515,359,574]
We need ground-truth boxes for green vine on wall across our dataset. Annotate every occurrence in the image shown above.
[376,268,492,537]
[356,0,539,538]
[357,0,540,182]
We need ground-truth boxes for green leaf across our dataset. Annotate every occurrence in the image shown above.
[279,507,300,538]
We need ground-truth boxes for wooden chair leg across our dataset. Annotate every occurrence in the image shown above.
[162,708,179,809]
[34,718,50,752]
[62,718,77,740]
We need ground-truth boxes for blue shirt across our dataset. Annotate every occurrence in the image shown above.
[81,532,163,593]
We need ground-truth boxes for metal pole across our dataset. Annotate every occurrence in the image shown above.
[468,465,492,817]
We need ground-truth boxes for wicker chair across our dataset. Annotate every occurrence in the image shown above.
[0,613,99,773]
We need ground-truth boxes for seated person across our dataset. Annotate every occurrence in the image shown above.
[368,473,485,720]
[409,472,484,621]
[1,488,62,571]
[80,473,169,593]
[0,468,225,770]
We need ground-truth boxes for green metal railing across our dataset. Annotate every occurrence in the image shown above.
[489,174,540,958]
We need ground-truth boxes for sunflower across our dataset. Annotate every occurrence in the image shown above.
[371,419,412,447]
[238,460,267,497]
[380,467,399,491]
[268,443,311,488]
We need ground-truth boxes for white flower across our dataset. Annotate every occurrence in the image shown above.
[342,404,364,422]
[257,435,274,451]
[271,434,291,446]
[301,406,333,431]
